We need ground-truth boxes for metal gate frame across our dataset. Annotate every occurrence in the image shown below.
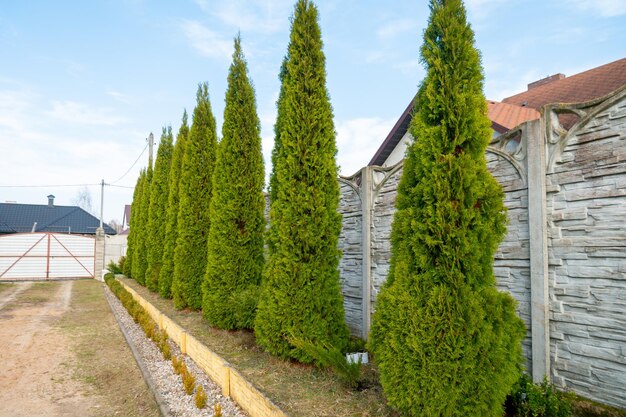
[0,232,95,280]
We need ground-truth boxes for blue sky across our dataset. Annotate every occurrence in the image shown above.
[1,0,624,225]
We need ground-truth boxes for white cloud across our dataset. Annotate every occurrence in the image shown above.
[45,100,128,126]
[392,59,422,76]
[180,19,232,60]
[377,18,417,40]
[106,90,132,104]
[546,26,587,44]
[464,0,507,21]
[561,0,626,17]
[0,89,39,135]
[365,51,387,64]
[193,0,209,12]
[336,117,397,176]
[0,86,141,221]
[212,0,292,34]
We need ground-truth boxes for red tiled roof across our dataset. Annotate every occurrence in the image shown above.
[368,57,626,167]
[502,57,626,110]
[488,101,540,134]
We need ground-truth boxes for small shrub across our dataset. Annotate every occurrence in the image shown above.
[161,340,171,360]
[345,336,366,354]
[290,337,362,389]
[182,367,196,395]
[172,356,182,375]
[214,404,223,417]
[505,374,572,417]
[179,360,188,377]
[118,256,126,274]
[194,385,207,409]
[107,260,123,275]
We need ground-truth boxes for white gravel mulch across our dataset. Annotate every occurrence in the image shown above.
[105,286,247,417]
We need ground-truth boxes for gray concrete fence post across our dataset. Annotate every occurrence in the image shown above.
[95,227,105,281]
[526,119,550,382]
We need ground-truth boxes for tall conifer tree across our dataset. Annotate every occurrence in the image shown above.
[254,0,349,362]
[146,126,174,291]
[133,162,152,285]
[266,56,289,253]
[368,1,525,415]
[202,37,265,330]
[268,55,288,206]
[172,84,217,309]
[123,170,143,278]
[159,111,189,298]
[128,170,145,280]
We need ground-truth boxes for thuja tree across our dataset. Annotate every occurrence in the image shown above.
[132,162,152,285]
[128,169,145,279]
[123,171,144,278]
[202,37,265,330]
[146,127,173,292]
[368,1,525,416]
[254,0,349,362]
[159,111,189,298]
[268,55,288,206]
[172,83,217,309]
[265,56,288,253]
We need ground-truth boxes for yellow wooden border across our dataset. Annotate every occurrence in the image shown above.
[117,280,289,417]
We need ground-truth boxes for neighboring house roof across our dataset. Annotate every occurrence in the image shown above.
[368,99,529,166]
[369,100,414,166]
[0,200,116,235]
[369,57,626,167]
[123,204,131,228]
[502,57,626,110]
[488,101,540,134]
[0,221,16,233]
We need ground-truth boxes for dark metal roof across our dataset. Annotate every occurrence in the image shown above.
[0,202,116,235]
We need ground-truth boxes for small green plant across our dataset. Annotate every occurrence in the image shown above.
[161,340,171,360]
[107,260,123,275]
[194,384,207,409]
[118,256,126,274]
[172,356,182,375]
[180,362,195,395]
[214,403,223,417]
[345,336,366,353]
[505,374,572,417]
[290,337,362,389]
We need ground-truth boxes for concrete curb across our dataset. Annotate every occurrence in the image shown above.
[103,285,173,417]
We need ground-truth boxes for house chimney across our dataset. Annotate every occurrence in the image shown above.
[528,73,566,90]
[47,194,55,207]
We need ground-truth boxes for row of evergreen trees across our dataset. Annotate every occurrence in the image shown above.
[123,0,524,415]
[124,0,348,361]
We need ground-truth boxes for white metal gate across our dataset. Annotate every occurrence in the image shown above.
[0,233,95,280]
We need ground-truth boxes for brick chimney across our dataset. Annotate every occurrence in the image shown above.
[528,73,566,90]
[47,194,55,207]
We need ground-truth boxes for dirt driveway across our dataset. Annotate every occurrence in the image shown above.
[0,280,159,417]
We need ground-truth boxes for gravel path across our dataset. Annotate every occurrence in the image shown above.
[104,286,247,417]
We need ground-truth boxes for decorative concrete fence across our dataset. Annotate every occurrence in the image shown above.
[334,86,626,409]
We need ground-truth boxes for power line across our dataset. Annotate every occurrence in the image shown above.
[0,182,135,189]
[110,143,148,185]
[107,184,134,189]
[0,139,148,191]
[0,183,99,188]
